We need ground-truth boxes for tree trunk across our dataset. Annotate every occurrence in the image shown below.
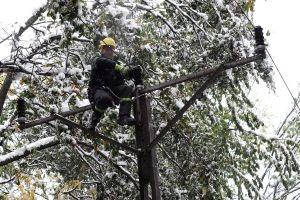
[0,72,15,116]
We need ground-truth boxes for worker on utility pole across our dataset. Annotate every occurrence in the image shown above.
[87,37,141,131]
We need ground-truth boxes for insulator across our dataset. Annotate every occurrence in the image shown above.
[254,26,265,46]
[16,98,26,126]
[254,26,266,58]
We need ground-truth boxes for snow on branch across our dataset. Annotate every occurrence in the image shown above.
[0,65,86,77]
[165,0,209,40]
[0,176,15,184]
[76,141,139,189]
[0,136,59,166]
[230,165,264,199]
[14,4,48,40]
[123,3,179,34]
[0,113,16,136]
[0,4,47,117]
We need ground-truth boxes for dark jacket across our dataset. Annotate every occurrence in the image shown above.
[88,55,125,89]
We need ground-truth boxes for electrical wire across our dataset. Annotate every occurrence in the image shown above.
[233,0,300,111]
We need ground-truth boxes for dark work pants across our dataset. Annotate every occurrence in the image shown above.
[88,85,133,117]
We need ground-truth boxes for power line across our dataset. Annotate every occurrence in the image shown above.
[233,0,300,111]
[266,49,300,111]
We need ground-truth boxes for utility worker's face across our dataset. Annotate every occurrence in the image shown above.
[101,45,115,59]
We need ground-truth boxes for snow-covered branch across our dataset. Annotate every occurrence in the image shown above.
[76,141,139,189]
[0,65,87,76]
[0,113,16,137]
[14,4,48,41]
[74,146,102,180]
[0,136,59,166]
[0,34,12,45]
[0,176,15,184]
[0,4,48,116]
[230,165,264,200]
[123,2,179,34]
[165,0,209,40]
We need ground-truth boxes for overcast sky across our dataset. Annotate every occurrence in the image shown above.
[0,1,299,132]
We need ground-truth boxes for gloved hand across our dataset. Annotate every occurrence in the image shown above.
[128,66,143,85]
[131,66,142,79]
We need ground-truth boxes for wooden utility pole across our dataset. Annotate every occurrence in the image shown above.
[134,85,161,200]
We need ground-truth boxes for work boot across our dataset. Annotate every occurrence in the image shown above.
[88,111,103,132]
[118,115,136,126]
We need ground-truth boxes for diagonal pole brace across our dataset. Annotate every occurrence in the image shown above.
[54,114,140,154]
[146,65,225,150]
[146,54,265,150]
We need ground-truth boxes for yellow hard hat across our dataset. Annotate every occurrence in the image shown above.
[99,37,116,49]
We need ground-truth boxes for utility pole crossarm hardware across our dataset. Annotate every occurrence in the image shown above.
[147,54,265,150]
[141,54,264,95]
[147,65,224,150]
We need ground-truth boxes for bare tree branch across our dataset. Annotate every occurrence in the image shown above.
[0,72,15,116]
[0,176,15,184]
[0,4,48,116]
[14,5,48,40]
[0,34,12,45]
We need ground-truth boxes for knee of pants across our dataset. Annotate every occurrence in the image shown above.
[95,96,113,110]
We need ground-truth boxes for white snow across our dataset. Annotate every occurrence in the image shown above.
[172,64,182,71]
[225,68,233,80]
[105,172,117,178]
[215,0,224,7]
[106,5,130,25]
[100,150,110,158]
[75,98,90,107]
[117,161,127,166]
[67,68,82,76]
[0,119,10,132]
[0,136,57,163]
[170,87,179,96]
[49,104,59,114]
[77,0,83,16]
[48,86,62,95]
[141,43,153,53]
[61,100,70,112]
[175,100,184,109]
[56,72,65,80]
